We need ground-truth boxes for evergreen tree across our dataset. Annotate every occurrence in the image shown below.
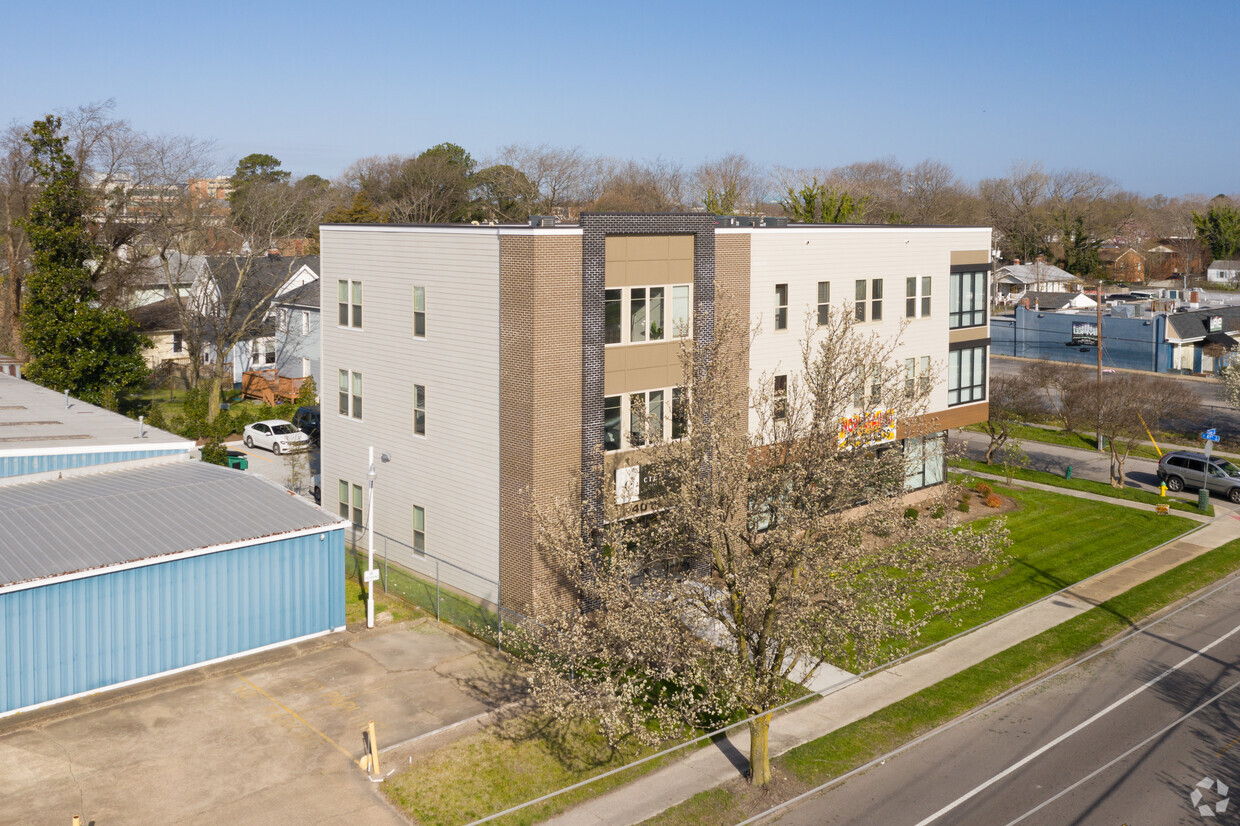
[19,115,148,403]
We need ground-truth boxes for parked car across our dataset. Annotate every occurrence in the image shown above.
[310,473,321,505]
[1157,451,1240,503]
[242,420,311,454]
[292,405,320,445]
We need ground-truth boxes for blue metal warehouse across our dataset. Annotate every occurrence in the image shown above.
[0,376,346,717]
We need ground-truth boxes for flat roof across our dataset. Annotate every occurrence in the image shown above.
[0,375,189,453]
[320,221,991,234]
[0,461,346,589]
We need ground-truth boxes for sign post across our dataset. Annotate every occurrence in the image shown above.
[1202,428,1220,459]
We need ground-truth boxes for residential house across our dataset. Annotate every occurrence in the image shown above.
[993,259,1083,304]
[319,214,993,612]
[273,279,321,391]
[1208,259,1240,285]
[194,254,320,384]
[1102,247,1145,283]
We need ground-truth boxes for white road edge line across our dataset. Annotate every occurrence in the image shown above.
[1004,674,1240,824]
[911,617,1240,826]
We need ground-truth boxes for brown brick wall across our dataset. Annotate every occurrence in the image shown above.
[498,235,583,613]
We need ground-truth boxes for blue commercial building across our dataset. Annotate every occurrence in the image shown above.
[0,375,346,717]
[992,304,1240,374]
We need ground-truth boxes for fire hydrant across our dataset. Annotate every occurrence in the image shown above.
[1160,483,1167,497]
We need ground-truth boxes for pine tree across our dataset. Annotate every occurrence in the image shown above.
[19,116,149,403]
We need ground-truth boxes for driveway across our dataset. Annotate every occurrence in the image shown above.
[0,620,519,825]
[225,440,319,500]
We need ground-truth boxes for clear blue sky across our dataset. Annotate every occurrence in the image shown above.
[3,0,1236,196]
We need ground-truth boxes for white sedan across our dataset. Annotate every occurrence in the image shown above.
[242,420,311,454]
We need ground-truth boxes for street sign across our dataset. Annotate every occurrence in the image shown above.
[1205,428,1218,438]
[1203,432,1221,443]
[363,568,380,583]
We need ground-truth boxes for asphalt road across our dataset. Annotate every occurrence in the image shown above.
[770,571,1240,825]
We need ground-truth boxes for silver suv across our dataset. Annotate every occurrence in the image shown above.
[1157,451,1240,503]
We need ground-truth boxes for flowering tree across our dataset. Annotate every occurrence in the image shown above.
[513,307,1008,786]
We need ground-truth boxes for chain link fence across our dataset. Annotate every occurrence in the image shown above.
[345,528,534,651]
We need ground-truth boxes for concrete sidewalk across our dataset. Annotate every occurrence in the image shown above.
[544,484,1240,824]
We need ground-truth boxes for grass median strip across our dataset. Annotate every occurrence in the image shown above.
[953,456,1211,516]
[645,538,1240,825]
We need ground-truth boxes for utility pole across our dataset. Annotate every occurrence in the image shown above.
[1096,278,1104,451]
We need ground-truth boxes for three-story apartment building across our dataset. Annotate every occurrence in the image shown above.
[319,214,992,612]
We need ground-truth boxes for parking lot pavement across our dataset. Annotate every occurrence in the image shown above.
[225,440,319,500]
[0,620,520,825]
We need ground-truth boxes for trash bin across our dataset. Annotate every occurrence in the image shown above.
[1198,488,1210,512]
[226,452,248,471]
[1065,465,1072,479]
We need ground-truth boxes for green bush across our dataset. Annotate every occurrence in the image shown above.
[200,441,229,466]
[956,495,971,513]
[904,506,919,520]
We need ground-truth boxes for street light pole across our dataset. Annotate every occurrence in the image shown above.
[1097,279,1104,452]
[366,445,376,629]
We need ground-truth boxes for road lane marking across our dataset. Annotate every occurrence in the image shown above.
[911,617,1240,826]
[234,675,355,761]
[1004,675,1240,824]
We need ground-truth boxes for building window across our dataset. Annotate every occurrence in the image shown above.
[672,285,691,337]
[604,395,621,452]
[904,433,946,490]
[302,311,310,335]
[172,332,183,353]
[906,276,932,318]
[671,386,688,439]
[649,287,665,340]
[339,481,363,527]
[605,285,693,345]
[605,289,622,344]
[871,278,883,321]
[855,279,867,322]
[412,505,425,556]
[339,369,362,418]
[905,358,916,398]
[774,374,787,420]
[338,280,362,328]
[629,389,665,447]
[775,283,788,331]
[251,338,275,366]
[279,308,289,331]
[948,345,987,406]
[413,286,426,338]
[413,384,426,436]
[817,281,830,326]
[949,270,987,329]
[919,355,931,395]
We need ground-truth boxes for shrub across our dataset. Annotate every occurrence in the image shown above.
[931,505,945,519]
[974,482,993,497]
[956,495,971,513]
[145,403,167,431]
[985,494,1002,508]
[904,506,920,521]
[200,441,229,466]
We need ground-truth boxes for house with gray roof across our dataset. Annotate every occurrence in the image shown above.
[994,260,1084,304]
[0,373,345,717]
[1207,259,1240,285]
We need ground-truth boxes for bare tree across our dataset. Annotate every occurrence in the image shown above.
[690,153,765,214]
[1095,373,1200,486]
[982,371,1039,463]
[495,143,597,217]
[589,158,686,212]
[1023,359,1094,434]
[0,125,35,356]
[513,307,1007,786]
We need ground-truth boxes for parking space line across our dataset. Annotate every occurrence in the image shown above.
[234,675,355,761]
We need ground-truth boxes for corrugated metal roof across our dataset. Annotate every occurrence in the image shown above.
[0,461,343,588]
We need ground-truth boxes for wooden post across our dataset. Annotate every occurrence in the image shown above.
[367,720,380,775]
[72,817,81,826]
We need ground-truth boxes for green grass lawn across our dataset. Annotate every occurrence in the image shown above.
[378,484,1197,825]
[344,551,423,625]
[649,536,1240,825]
[954,456,1211,516]
[914,483,1193,647]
